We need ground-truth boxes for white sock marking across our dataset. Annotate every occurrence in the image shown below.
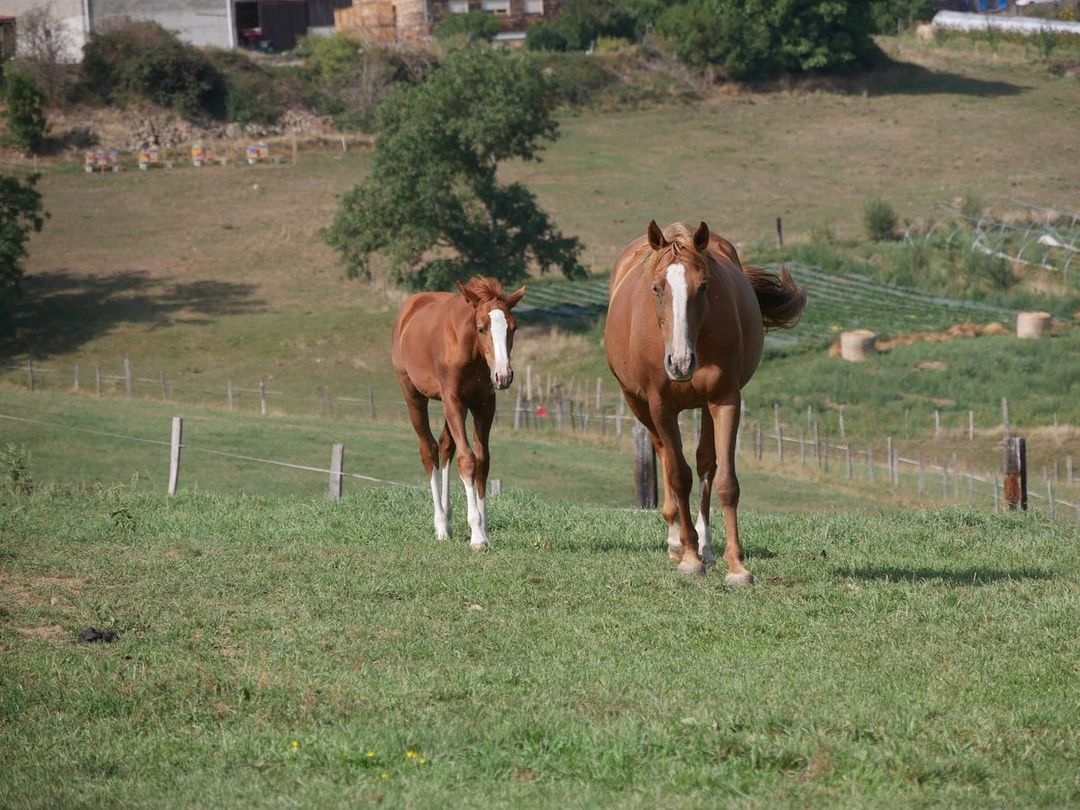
[441,463,451,519]
[461,476,490,548]
[430,469,450,540]
[696,475,714,563]
[665,263,691,369]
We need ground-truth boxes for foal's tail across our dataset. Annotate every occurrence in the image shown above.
[743,263,806,331]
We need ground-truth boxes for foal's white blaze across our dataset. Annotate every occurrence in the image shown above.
[489,309,511,383]
[461,476,490,549]
[665,263,692,369]
[430,469,450,540]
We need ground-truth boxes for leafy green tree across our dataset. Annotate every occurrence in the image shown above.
[0,173,46,322]
[657,0,879,80]
[868,0,934,34]
[3,64,49,154]
[326,48,584,290]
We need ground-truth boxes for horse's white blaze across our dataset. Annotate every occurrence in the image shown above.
[430,469,450,540]
[461,476,490,548]
[665,263,691,366]
[489,309,510,379]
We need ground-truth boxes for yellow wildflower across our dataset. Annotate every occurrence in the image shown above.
[380,772,389,780]
[405,750,417,760]
[366,750,376,758]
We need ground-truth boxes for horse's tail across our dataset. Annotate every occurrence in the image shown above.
[743,263,805,331]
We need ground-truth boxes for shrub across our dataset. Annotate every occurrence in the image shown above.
[79,21,224,117]
[656,0,880,81]
[864,197,898,241]
[1,443,33,495]
[3,64,49,153]
[10,4,74,102]
[525,23,568,52]
[209,49,296,125]
[298,35,434,131]
[868,0,934,34]
[549,0,637,51]
[433,11,502,44]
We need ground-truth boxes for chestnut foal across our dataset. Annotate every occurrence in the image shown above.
[392,276,526,549]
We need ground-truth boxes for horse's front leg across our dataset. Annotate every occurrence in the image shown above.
[470,396,496,538]
[695,406,717,566]
[709,395,753,586]
[651,403,701,576]
[444,394,489,550]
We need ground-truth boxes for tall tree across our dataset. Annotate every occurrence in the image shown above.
[0,173,46,328]
[326,47,585,290]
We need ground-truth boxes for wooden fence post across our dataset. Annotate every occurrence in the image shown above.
[838,408,846,439]
[95,365,101,397]
[514,388,523,430]
[934,409,941,437]
[776,216,784,248]
[595,376,603,410]
[168,416,183,496]
[74,363,80,391]
[368,388,376,419]
[755,423,763,461]
[968,410,974,441]
[1003,436,1027,512]
[259,379,267,416]
[227,380,234,410]
[26,359,34,391]
[1002,396,1010,439]
[124,357,133,399]
[159,370,167,401]
[633,422,657,509]
[329,443,344,501]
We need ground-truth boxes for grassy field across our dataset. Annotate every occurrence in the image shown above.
[2,487,1078,807]
[0,387,885,514]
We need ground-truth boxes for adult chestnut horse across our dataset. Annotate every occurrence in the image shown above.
[392,276,526,549]
[604,221,804,584]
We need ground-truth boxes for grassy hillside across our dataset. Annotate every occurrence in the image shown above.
[2,487,1078,807]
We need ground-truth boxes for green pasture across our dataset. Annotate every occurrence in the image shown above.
[0,388,879,513]
[2,486,1078,807]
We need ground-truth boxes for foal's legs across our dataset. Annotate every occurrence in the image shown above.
[708,394,753,586]
[400,382,450,540]
[443,394,490,549]
[695,406,718,565]
[437,421,455,527]
[471,395,497,537]
[648,400,701,576]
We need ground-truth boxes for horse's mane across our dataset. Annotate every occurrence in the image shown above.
[460,276,507,303]
[627,223,704,275]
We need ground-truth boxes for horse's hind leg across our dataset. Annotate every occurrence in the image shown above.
[695,406,717,565]
[401,382,450,540]
[709,394,753,587]
[437,421,456,525]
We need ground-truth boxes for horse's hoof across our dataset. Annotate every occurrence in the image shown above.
[700,548,717,566]
[724,572,755,588]
[469,540,490,551]
[677,559,706,576]
[436,529,451,541]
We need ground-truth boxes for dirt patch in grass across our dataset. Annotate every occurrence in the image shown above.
[1,574,86,612]
[15,624,69,644]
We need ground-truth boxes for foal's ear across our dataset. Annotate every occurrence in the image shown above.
[647,220,668,251]
[456,281,480,307]
[693,221,710,252]
[505,284,527,310]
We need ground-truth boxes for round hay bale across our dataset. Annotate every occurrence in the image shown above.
[1016,311,1052,339]
[840,329,878,362]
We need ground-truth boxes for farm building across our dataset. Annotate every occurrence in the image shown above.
[0,0,354,58]
[334,0,561,45]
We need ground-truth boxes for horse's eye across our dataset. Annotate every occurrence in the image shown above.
[699,281,709,292]
[652,284,663,295]
[477,324,486,334]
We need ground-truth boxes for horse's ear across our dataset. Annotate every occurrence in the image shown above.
[456,281,479,307]
[647,220,668,251]
[505,284,527,310]
[693,221,710,252]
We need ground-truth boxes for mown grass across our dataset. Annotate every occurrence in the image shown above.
[0,387,880,513]
[1,487,1078,807]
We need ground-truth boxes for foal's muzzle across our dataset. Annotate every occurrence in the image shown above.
[492,368,514,390]
[664,351,696,382]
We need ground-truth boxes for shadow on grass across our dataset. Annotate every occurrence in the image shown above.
[862,59,1026,98]
[839,565,1051,585]
[0,269,264,360]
